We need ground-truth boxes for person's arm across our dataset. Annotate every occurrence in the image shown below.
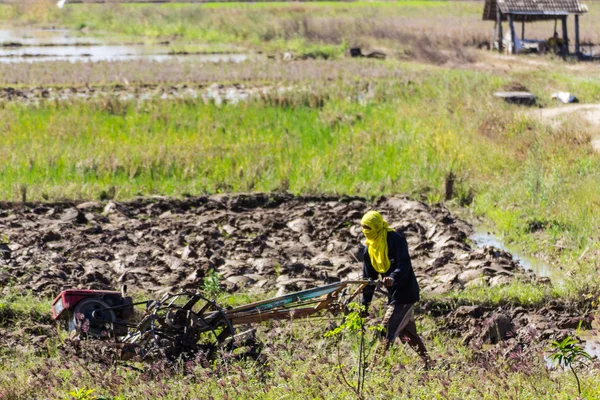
[387,234,411,284]
[361,247,378,308]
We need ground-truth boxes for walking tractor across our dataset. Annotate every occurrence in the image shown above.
[51,280,382,361]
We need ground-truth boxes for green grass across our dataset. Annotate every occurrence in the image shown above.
[3,63,600,269]
[0,73,478,201]
[0,292,53,327]
[435,280,558,308]
[1,291,599,399]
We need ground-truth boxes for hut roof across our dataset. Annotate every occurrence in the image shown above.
[483,0,588,21]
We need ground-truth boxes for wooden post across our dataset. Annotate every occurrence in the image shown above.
[575,14,580,55]
[497,7,503,52]
[562,15,569,55]
[508,14,516,54]
[492,21,497,51]
[521,20,525,42]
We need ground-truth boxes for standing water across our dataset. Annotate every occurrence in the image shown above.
[470,226,556,281]
[0,27,250,63]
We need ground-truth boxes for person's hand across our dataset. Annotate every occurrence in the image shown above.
[383,277,394,287]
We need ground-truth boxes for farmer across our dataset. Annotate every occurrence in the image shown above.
[359,211,432,368]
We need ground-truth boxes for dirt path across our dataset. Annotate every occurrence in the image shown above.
[534,103,600,121]
[530,103,600,152]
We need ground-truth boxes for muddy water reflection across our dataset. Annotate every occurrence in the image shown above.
[0,27,97,45]
[582,335,600,360]
[0,27,249,63]
[472,228,600,362]
[470,227,557,281]
[0,46,250,63]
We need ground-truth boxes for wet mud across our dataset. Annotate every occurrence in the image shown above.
[0,193,544,297]
[421,299,598,363]
[0,84,268,104]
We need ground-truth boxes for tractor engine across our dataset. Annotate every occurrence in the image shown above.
[51,289,134,337]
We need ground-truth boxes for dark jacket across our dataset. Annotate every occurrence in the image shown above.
[361,231,420,307]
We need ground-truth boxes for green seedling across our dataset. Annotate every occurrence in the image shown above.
[549,336,593,395]
[66,387,96,400]
[202,269,222,300]
[325,303,384,399]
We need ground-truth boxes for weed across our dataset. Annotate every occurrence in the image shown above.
[549,336,593,395]
[202,269,222,300]
[66,387,96,400]
[324,303,383,399]
[99,186,116,201]
[274,263,282,277]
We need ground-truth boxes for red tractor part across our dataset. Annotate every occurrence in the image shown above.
[52,289,133,337]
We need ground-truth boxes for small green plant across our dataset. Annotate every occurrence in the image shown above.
[274,262,282,277]
[325,303,383,399]
[202,269,222,300]
[66,388,96,400]
[549,336,593,395]
[325,304,369,338]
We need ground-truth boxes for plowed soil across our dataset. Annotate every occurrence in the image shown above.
[0,193,540,296]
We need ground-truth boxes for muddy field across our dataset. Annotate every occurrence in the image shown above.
[2,193,594,359]
[0,84,270,104]
[0,193,543,296]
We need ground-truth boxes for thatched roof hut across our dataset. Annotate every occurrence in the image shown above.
[483,0,588,54]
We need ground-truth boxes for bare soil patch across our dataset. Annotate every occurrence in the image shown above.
[0,83,268,103]
[530,103,600,152]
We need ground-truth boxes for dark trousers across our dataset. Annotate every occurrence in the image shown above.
[382,303,430,363]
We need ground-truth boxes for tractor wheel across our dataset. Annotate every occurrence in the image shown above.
[69,297,116,338]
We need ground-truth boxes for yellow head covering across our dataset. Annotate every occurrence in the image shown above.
[361,211,394,274]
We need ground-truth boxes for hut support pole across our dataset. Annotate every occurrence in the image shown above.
[497,8,503,52]
[521,20,525,42]
[562,15,569,55]
[492,21,497,51]
[575,14,580,55]
[508,14,516,54]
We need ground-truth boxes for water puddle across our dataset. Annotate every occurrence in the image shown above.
[545,332,600,368]
[582,334,600,360]
[0,27,97,46]
[470,226,558,283]
[0,26,249,63]
[0,46,250,63]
